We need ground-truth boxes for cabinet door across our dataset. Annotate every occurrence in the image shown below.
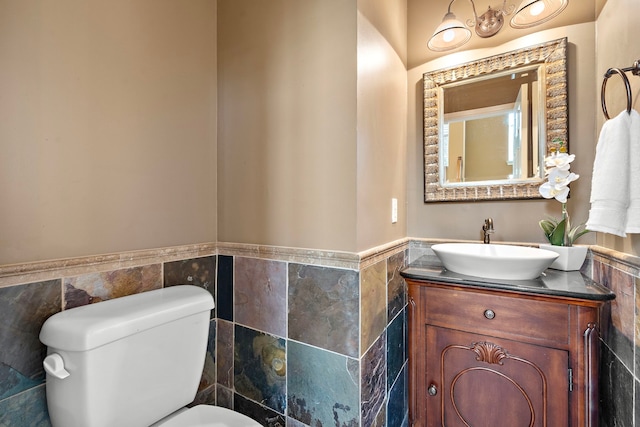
[425,326,569,427]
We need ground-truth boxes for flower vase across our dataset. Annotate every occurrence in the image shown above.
[539,244,588,271]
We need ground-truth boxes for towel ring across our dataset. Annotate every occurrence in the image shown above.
[601,67,632,120]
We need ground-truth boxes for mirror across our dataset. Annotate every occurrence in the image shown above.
[423,37,568,202]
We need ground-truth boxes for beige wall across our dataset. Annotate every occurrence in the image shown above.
[357,0,407,67]
[464,116,512,181]
[5,0,636,266]
[356,0,408,251]
[407,24,598,244]
[595,0,640,256]
[217,0,357,252]
[218,0,407,253]
[0,1,217,265]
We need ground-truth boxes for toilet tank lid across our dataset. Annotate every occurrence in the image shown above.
[40,286,214,351]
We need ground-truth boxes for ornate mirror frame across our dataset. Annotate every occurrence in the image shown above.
[423,37,568,202]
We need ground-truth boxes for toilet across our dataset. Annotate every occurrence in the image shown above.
[39,285,262,427]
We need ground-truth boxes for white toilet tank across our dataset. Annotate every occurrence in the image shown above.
[39,285,214,427]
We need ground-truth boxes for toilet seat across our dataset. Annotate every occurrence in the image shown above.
[154,405,262,427]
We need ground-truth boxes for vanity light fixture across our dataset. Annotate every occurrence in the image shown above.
[427,0,472,52]
[510,0,569,29]
[427,0,569,52]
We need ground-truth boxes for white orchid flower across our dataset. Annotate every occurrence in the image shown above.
[539,162,579,203]
[544,152,575,170]
[538,143,590,246]
[547,168,579,188]
[539,181,570,203]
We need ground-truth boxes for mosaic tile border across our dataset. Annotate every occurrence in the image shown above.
[0,240,406,284]
[217,242,361,270]
[591,245,640,277]
[217,239,410,270]
[358,238,410,270]
[2,240,637,289]
[0,243,216,288]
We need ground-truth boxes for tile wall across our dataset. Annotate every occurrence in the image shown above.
[2,240,637,426]
[0,246,218,427]
[214,242,409,427]
[0,241,409,427]
[591,248,640,427]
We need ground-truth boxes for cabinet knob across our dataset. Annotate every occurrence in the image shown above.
[428,384,438,396]
[484,309,495,320]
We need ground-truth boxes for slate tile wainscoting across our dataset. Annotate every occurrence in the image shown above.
[1,240,637,427]
[591,247,640,427]
[0,240,409,427]
[0,243,219,427]
[215,241,410,427]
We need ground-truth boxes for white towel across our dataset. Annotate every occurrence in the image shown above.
[586,110,631,237]
[625,109,640,233]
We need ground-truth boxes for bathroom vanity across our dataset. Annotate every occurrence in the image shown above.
[401,255,615,427]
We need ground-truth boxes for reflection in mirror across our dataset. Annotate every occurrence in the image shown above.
[424,38,567,202]
[442,65,542,183]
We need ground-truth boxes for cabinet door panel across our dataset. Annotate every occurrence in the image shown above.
[426,326,569,427]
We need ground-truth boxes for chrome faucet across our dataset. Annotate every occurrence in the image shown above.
[482,218,494,244]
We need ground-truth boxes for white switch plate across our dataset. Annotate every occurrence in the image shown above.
[391,198,398,223]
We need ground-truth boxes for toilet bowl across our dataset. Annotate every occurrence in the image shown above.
[152,405,262,427]
[39,285,262,427]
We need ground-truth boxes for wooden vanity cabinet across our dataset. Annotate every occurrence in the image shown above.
[407,279,603,427]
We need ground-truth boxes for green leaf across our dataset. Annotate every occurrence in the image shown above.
[549,218,567,246]
[539,219,557,239]
[567,223,590,245]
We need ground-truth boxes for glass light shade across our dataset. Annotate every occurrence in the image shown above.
[428,12,472,52]
[510,0,568,29]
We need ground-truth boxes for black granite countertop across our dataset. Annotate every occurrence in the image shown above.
[401,255,616,302]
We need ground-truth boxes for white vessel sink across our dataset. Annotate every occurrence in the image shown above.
[431,243,559,281]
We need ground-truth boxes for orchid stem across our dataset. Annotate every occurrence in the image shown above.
[562,202,568,246]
